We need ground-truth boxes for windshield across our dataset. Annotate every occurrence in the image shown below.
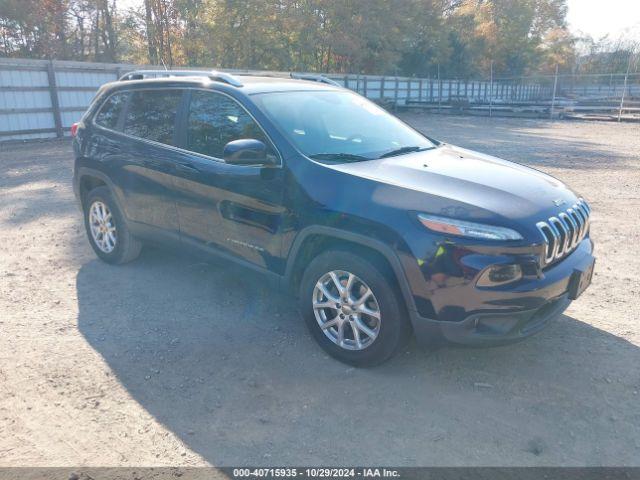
[252,90,435,162]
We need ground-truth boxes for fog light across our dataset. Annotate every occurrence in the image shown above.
[477,264,523,287]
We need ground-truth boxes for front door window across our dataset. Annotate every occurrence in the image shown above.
[185,90,276,163]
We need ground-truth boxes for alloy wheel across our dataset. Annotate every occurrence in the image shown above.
[89,200,117,253]
[312,270,381,350]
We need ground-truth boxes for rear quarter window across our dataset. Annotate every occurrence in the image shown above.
[94,92,129,130]
[124,89,183,146]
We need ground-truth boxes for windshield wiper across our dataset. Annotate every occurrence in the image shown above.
[309,153,372,162]
[378,146,430,159]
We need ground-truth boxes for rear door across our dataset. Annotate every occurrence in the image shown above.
[171,89,287,272]
[112,88,184,238]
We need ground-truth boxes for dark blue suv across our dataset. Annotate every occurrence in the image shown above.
[72,70,595,366]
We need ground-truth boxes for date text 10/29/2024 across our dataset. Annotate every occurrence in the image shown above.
[231,468,401,478]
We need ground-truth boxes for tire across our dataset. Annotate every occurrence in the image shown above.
[299,249,411,367]
[84,186,142,264]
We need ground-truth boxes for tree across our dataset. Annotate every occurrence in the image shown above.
[0,0,632,80]
[143,0,177,66]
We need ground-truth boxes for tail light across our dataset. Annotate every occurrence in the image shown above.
[70,122,79,137]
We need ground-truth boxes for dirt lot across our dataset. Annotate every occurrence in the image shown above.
[0,115,639,467]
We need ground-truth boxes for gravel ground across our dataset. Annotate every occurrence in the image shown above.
[0,115,639,467]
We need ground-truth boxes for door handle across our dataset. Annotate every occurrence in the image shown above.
[176,162,200,174]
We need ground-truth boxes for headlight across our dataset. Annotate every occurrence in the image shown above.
[417,213,523,241]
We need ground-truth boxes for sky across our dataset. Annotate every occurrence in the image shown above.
[566,0,640,41]
[118,0,640,41]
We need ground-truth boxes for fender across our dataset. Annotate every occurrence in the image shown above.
[75,166,126,213]
[284,225,420,318]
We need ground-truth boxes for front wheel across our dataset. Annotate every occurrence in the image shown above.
[299,250,410,366]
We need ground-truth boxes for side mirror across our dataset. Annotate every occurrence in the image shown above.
[223,139,274,166]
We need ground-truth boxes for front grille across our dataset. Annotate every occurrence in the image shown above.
[536,198,591,265]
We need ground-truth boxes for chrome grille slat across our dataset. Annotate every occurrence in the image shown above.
[536,222,556,263]
[568,207,583,240]
[573,205,587,238]
[550,217,568,256]
[537,198,591,265]
[576,202,590,232]
[559,212,578,248]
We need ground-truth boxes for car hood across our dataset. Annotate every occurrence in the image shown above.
[326,144,579,222]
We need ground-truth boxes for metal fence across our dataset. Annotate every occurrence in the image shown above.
[1,57,638,142]
[0,58,139,141]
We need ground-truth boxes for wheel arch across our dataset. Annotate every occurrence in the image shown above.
[284,226,418,315]
[79,174,107,207]
[76,167,120,210]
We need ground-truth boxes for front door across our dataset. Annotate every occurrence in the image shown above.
[171,89,286,272]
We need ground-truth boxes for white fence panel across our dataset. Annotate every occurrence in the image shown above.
[0,58,128,140]
[0,57,637,141]
[0,90,51,109]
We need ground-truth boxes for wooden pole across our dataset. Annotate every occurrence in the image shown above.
[437,64,441,113]
[46,60,64,138]
[550,64,559,119]
[489,61,493,118]
[394,76,399,111]
[618,53,633,122]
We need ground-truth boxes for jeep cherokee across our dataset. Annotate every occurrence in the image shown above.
[72,70,596,366]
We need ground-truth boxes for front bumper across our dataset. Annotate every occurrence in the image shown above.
[412,292,571,346]
[408,239,595,347]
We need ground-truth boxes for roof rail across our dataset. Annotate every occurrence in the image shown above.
[289,72,341,87]
[119,69,243,87]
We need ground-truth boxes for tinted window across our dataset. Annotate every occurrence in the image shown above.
[95,92,129,130]
[185,91,273,160]
[124,90,182,145]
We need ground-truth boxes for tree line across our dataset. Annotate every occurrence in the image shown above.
[0,0,637,78]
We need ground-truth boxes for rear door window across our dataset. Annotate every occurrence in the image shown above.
[185,90,275,161]
[124,89,183,146]
[95,92,129,131]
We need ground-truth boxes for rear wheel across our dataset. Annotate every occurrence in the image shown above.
[300,250,410,366]
[84,186,142,264]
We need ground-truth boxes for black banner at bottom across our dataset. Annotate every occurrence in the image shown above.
[1,468,640,480]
